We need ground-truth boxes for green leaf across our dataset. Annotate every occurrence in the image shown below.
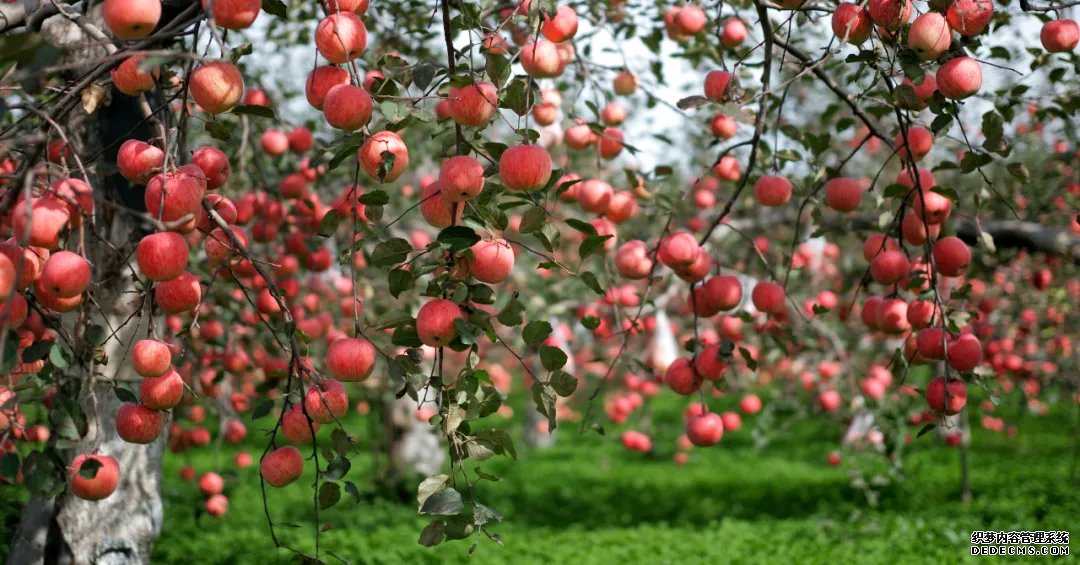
[916,423,936,439]
[419,520,445,547]
[579,272,604,295]
[251,399,274,421]
[522,321,552,347]
[578,235,612,260]
[204,121,232,142]
[539,346,567,371]
[22,340,53,363]
[358,190,390,206]
[231,104,276,119]
[518,206,546,234]
[420,487,464,516]
[388,268,415,298]
[318,482,341,509]
[496,297,525,326]
[317,210,340,237]
[565,218,597,235]
[473,429,517,459]
[370,238,412,267]
[437,226,480,253]
[114,386,138,403]
[76,456,103,479]
[414,62,437,90]
[530,382,557,431]
[262,0,286,17]
[485,54,511,87]
[549,370,577,396]
[739,347,757,371]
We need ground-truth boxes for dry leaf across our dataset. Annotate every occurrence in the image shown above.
[81,84,106,115]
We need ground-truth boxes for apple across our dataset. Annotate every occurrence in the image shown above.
[116,403,164,444]
[532,101,558,125]
[819,390,842,411]
[720,411,741,431]
[416,298,464,347]
[947,333,983,371]
[358,131,409,182]
[906,298,938,329]
[12,198,70,249]
[824,177,862,212]
[704,70,732,101]
[282,404,320,444]
[658,232,700,269]
[615,240,653,279]
[205,494,229,517]
[244,88,269,106]
[467,237,514,284]
[520,39,564,78]
[449,82,499,127]
[136,232,189,283]
[117,140,164,184]
[315,12,368,64]
[40,251,90,298]
[576,179,614,214]
[190,146,230,189]
[154,271,202,314]
[69,454,120,501]
[498,145,552,192]
[439,155,486,202]
[188,61,244,115]
[565,121,597,150]
[203,0,261,29]
[876,298,910,333]
[754,175,792,207]
[713,155,741,181]
[693,344,727,380]
[199,472,224,496]
[613,71,637,95]
[604,191,637,223]
[702,275,742,311]
[710,114,737,139]
[144,167,206,227]
[323,84,373,130]
[908,12,951,60]
[925,376,967,415]
[936,57,982,100]
[868,0,911,30]
[739,394,762,415]
[675,5,707,35]
[598,127,624,159]
[751,281,785,314]
[933,236,971,277]
[320,0,368,14]
[870,250,909,285]
[601,102,627,126]
[895,126,933,162]
[832,3,873,44]
[102,0,161,39]
[946,0,993,36]
[111,55,158,95]
[541,5,578,43]
[287,127,314,153]
[916,327,948,360]
[305,66,351,110]
[304,379,349,423]
[261,446,303,487]
[325,337,377,382]
[686,412,723,446]
[140,369,184,409]
[261,130,289,156]
[1041,19,1079,52]
[666,358,702,395]
[419,181,461,228]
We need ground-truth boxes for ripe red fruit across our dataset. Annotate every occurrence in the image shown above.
[499,145,553,192]
[601,102,627,126]
[261,446,304,487]
[320,0,368,14]
[946,0,993,36]
[704,70,732,101]
[720,411,741,431]
[117,140,164,184]
[824,177,863,212]
[832,3,872,44]
[137,232,189,282]
[40,251,90,298]
[154,271,202,314]
[359,131,409,182]
[906,299,939,329]
[686,412,724,446]
[111,55,158,96]
[541,5,578,43]
[287,127,314,153]
[827,452,841,466]
[754,175,792,207]
[419,181,461,228]
[870,250,909,285]
[876,298,910,334]
[693,344,727,381]
[1041,19,1079,53]
[282,404,320,444]
[102,0,161,39]
[305,66,351,110]
[304,379,349,423]
[933,236,971,277]
[449,82,498,127]
[739,394,762,415]
[416,299,464,347]
[895,126,933,162]
[144,168,206,226]
[911,188,952,225]
[315,12,368,64]
[190,146,230,190]
[868,0,911,30]
[188,62,244,115]
[520,40,563,78]
[901,211,938,246]
[908,13,952,61]
[916,327,948,360]
[140,369,184,409]
[613,71,637,95]
[203,0,261,29]
[710,114,737,139]
[720,18,747,48]
[615,240,653,279]
[936,57,982,100]
[598,127,625,160]
[701,275,742,312]
[440,156,486,202]
[818,390,842,411]
[261,130,289,156]
[132,339,171,378]
[666,358,702,395]
[325,337,377,382]
[116,403,164,444]
[605,191,638,223]
[69,454,120,501]
[658,232,701,269]
[205,494,229,517]
[751,281,785,314]
[199,472,224,496]
[468,237,515,284]
[12,198,70,249]
[947,333,983,372]
[577,179,614,214]
[925,376,967,415]
[323,84,373,131]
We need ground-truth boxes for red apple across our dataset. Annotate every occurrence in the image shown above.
[416,298,464,347]
[188,61,244,115]
[69,454,120,501]
[261,446,303,487]
[325,337,377,382]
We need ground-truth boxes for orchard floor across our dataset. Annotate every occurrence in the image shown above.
[148,395,1080,565]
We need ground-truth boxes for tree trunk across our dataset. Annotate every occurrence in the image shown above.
[7,9,166,563]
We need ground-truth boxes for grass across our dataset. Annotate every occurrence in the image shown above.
[147,392,1080,565]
